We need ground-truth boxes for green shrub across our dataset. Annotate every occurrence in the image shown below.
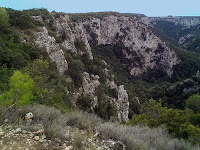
[94,95,118,120]
[74,39,86,51]
[76,96,93,112]
[0,7,9,29]
[68,59,85,87]
[128,99,200,141]
[186,94,200,113]
[0,71,33,107]
[23,58,69,106]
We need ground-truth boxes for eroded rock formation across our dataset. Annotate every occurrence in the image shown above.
[35,27,68,75]
[116,85,129,122]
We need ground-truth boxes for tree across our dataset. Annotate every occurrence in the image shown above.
[186,94,200,113]
[0,7,9,29]
[0,71,33,106]
[68,59,85,87]
[128,99,200,140]
[23,58,68,105]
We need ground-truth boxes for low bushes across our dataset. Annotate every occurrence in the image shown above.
[0,104,198,150]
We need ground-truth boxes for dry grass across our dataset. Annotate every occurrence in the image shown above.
[0,104,199,150]
[97,122,198,150]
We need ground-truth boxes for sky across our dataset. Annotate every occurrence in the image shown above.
[0,0,200,17]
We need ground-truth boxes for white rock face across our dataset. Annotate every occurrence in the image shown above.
[73,72,100,110]
[55,15,93,59]
[178,34,194,45]
[35,27,68,75]
[82,72,100,108]
[103,68,118,90]
[141,16,200,29]
[32,16,43,22]
[100,16,180,76]
[115,85,129,122]
[55,15,77,52]
[78,15,180,76]
[34,14,180,77]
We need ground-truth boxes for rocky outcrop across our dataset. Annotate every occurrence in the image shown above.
[115,85,129,123]
[99,140,126,150]
[34,13,180,77]
[0,124,52,150]
[178,34,194,45]
[141,16,200,29]
[73,72,100,110]
[104,68,118,90]
[35,27,68,75]
[55,15,93,59]
[82,72,100,108]
[78,15,180,76]
[33,13,180,123]
[141,16,200,48]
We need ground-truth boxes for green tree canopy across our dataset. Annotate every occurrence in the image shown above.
[0,7,9,29]
[23,58,68,105]
[186,94,200,113]
[68,59,85,87]
[0,71,33,106]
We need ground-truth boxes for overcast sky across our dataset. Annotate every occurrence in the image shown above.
[0,0,200,17]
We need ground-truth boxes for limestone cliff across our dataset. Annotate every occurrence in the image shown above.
[32,12,181,122]
[141,16,200,50]
[74,15,180,76]
[55,15,93,59]
[115,85,129,123]
[35,27,68,75]
[34,13,180,77]
[141,16,200,29]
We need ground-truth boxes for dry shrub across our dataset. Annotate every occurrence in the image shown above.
[1,104,199,150]
[97,122,198,150]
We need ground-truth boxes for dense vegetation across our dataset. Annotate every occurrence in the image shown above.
[128,98,200,144]
[0,7,71,110]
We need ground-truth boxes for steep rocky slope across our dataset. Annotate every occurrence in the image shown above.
[34,13,180,77]
[30,12,182,122]
[141,16,200,50]
[2,8,200,149]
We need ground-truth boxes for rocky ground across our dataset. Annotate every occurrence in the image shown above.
[0,118,125,150]
[0,123,53,150]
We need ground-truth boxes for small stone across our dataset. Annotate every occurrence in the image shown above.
[41,135,46,139]
[15,128,22,133]
[6,125,12,129]
[55,138,62,143]
[37,129,45,135]
[0,132,4,136]
[63,143,67,147]
[47,140,52,144]
[25,112,34,121]
[29,133,34,138]
[61,143,67,149]
[34,136,40,141]
[39,139,46,143]
[4,119,9,123]
[68,146,73,150]
[22,130,27,134]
